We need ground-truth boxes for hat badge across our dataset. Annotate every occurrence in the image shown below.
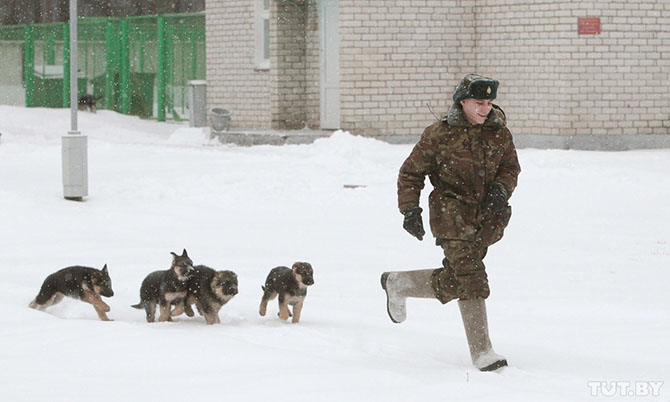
[486,86,492,95]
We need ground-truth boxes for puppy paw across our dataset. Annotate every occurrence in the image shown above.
[278,312,290,321]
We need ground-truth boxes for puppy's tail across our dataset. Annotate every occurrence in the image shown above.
[261,285,267,292]
[130,302,143,309]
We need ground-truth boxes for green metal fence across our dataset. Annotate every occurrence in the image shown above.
[0,13,205,121]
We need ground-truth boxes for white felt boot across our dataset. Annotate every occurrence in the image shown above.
[458,298,508,371]
[380,269,435,323]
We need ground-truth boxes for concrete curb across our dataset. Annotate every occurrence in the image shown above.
[213,128,670,151]
[513,134,670,151]
[213,129,331,146]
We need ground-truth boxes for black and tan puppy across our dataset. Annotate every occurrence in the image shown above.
[259,262,314,323]
[78,94,102,112]
[131,249,194,323]
[29,265,114,321]
[172,265,238,325]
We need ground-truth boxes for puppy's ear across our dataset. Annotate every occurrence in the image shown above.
[292,262,305,273]
[182,249,188,257]
[170,251,178,262]
[101,264,108,274]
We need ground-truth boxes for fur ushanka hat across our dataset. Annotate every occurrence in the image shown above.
[452,74,499,103]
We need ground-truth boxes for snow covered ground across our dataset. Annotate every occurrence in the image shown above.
[0,105,668,401]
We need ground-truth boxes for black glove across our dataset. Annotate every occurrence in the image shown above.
[483,182,508,214]
[402,207,425,241]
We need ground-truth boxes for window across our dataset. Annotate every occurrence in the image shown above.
[255,0,270,70]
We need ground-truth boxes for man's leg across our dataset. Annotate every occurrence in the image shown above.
[380,269,436,323]
[440,240,490,300]
[442,240,507,371]
[458,298,507,371]
[431,257,460,304]
[381,250,465,323]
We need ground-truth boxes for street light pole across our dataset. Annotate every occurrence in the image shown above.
[62,0,88,200]
[69,0,78,133]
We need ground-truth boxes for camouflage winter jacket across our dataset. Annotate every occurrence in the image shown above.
[397,104,521,245]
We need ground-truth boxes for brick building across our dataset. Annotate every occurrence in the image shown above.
[206,0,670,149]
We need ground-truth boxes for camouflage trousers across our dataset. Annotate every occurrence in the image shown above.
[430,239,490,303]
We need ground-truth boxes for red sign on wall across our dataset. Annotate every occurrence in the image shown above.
[578,18,601,35]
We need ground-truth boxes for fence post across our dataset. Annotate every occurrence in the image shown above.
[63,23,70,107]
[120,18,130,114]
[166,24,175,116]
[47,34,56,65]
[24,26,34,107]
[157,16,167,122]
[105,21,115,111]
[191,37,198,80]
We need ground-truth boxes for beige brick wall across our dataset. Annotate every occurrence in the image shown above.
[476,0,670,137]
[207,0,317,130]
[270,0,320,130]
[271,1,307,129]
[338,1,476,137]
[340,0,670,139]
[206,0,271,129]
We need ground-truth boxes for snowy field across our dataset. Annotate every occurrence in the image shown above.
[0,105,668,402]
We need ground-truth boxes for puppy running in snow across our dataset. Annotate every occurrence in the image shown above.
[259,262,314,323]
[171,265,239,325]
[131,249,194,322]
[29,265,114,321]
[78,94,102,112]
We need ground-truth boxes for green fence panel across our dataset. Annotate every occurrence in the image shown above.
[28,22,84,108]
[164,14,206,121]
[126,16,157,118]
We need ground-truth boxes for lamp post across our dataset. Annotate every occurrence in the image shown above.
[62,0,88,200]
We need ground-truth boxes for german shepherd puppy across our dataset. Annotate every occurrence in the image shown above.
[29,265,114,321]
[131,249,194,323]
[172,265,238,325]
[259,262,314,323]
[78,94,102,112]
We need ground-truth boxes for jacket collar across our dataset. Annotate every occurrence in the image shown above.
[443,104,506,129]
